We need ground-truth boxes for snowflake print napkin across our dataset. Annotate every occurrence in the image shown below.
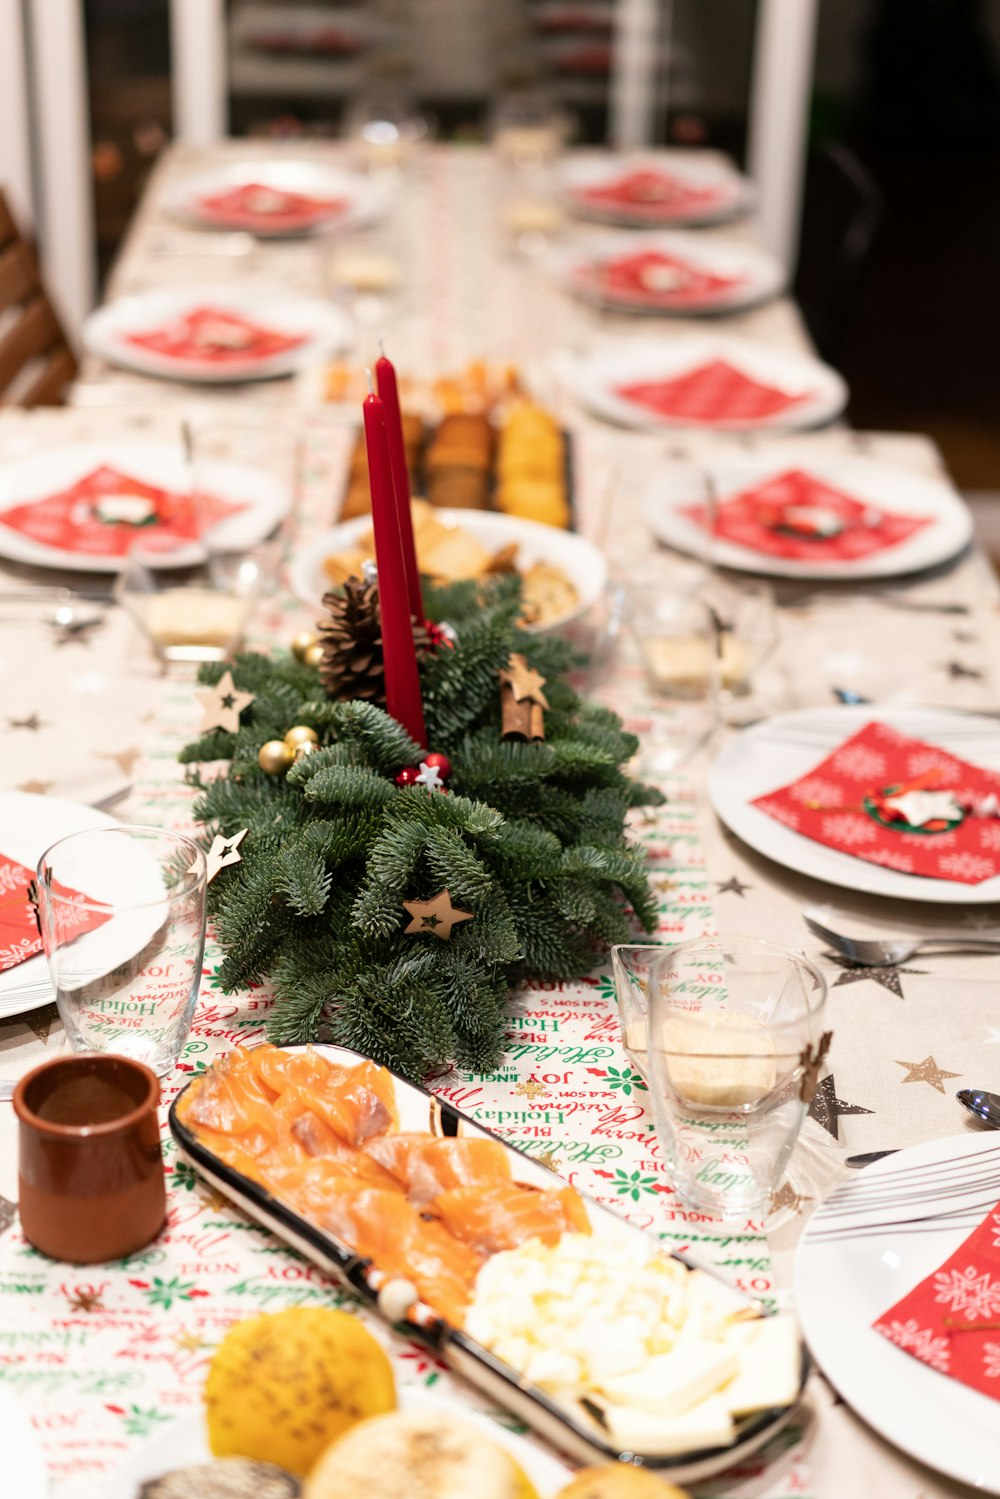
[874,1198,1000,1401]
[0,854,110,972]
[195,181,346,232]
[753,721,1000,883]
[576,250,744,309]
[679,467,931,561]
[575,168,727,220]
[614,359,810,425]
[126,307,307,365]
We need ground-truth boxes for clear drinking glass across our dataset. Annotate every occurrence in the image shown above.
[623,587,720,773]
[634,937,828,1220]
[36,827,207,1076]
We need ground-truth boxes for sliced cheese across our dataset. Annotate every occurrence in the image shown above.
[720,1316,801,1415]
[600,1395,736,1456]
[600,1343,739,1417]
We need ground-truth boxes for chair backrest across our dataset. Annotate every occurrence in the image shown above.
[0,191,78,408]
[793,142,884,364]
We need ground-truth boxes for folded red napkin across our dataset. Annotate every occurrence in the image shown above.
[874,1196,1000,1401]
[0,854,110,972]
[576,167,727,219]
[679,467,931,560]
[615,359,809,424]
[196,181,347,232]
[0,465,245,558]
[754,721,1000,883]
[126,307,306,364]
[577,249,744,308]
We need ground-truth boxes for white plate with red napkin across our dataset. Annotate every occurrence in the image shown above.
[551,232,785,316]
[83,286,351,385]
[0,442,290,573]
[163,159,387,238]
[569,337,847,432]
[0,791,119,1020]
[558,153,754,227]
[645,454,973,579]
[796,1133,1000,1493]
[709,705,1000,904]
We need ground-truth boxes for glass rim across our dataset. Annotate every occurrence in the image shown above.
[36,825,206,912]
[640,933,828,1014]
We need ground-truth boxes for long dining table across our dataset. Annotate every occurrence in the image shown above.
[0,141,997,1498]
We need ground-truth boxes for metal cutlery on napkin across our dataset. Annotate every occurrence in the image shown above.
[804,914,1000,967]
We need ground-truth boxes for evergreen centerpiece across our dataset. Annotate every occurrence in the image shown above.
[180,574,662,1082]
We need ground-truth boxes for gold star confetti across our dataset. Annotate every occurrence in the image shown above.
[67,1288,103,1313]
[402,889,474,941]
[499,654,549,706]
[194,670,255,735]
[894,1055,962,1094]
[769,1182,812,1215]
[95,746,141,777]
[16,779,53,795]
[174,1329,207,1354]
[514,1078,546,1102]
[198,828,248,885]
[535,1149,563,1174]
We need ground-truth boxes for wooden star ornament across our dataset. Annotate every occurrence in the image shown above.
[198,829,248,885]
[402,889,473,941]
[194,670,255,735]
[500,654,549,706]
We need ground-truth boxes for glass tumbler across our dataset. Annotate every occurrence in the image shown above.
[36,827,207,1076]
[623,587,721,774]
[643,936,828,1219]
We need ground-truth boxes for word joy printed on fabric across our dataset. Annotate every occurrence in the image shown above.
[875,1196,1000,1401]
[680,467,931,561]
[754,720,1000,883]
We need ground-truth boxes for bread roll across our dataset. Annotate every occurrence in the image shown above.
[555,1466,689,1499]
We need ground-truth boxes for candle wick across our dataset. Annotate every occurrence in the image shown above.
[378,334,386,358]
[365,367,374,394]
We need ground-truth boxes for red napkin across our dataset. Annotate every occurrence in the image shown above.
[126,307,307,365]
[196,181,347,232]
[576,249,745,309]
[576,168,728,220]
[874,1197,1000,1401]
[753,721,1000,883]
[0,854,110,973]
[679,467,931,560]
[615,359,810,424]
[0,465,245,558]
[246,28,364,58]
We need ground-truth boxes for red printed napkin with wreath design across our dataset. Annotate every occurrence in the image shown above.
[753,720,1000,883]
[0,854,110,972]
[680,467,930,560]
[874,1199,1000,1401]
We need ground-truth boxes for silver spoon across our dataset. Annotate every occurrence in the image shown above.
[956,1088,1000,1127]
[0,1081,15,1102]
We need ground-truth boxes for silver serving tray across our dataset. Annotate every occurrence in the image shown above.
[168,1043,807,1481]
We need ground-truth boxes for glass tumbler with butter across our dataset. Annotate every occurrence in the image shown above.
[624,589,720,773]
[638,937,828,1220]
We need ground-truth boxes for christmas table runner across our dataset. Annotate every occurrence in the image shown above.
[680,468,931,561]
[753,720,1000,883]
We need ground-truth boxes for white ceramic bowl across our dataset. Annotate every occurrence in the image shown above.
[289,509,608,634]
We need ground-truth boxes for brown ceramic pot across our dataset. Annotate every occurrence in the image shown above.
[14,1053,166,1264]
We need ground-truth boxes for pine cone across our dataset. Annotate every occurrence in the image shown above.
[318,578,385,704]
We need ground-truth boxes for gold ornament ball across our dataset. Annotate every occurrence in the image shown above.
[292,740,318,763]
[284,724,319,751]
[291,630,319,662]
[258,739,293,776]
[303,641,324,669]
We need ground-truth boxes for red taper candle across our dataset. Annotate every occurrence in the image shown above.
[362,372,427,747]
[375,341,424,619]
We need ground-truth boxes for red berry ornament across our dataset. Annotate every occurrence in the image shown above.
[421,751,452,782]
[395,766,420,787]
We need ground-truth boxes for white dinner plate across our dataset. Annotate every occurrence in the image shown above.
[0,1389,47,1499]
[645,454,973,579]
[83,286,351,385]
[0,444,291,573]
[290,509,608,634]
[569,338,848,432]
[796,1133,1000,1493]
[104,1388,572,1498]
[0,792,122,1020]
[558,153,754,227]
[163,159,386,238]
[708,705,1000,904]
[550,232,785,316]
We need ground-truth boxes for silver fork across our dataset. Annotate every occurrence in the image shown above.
[804,914,1000,967]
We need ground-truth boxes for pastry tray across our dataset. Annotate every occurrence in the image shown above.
[168,1043,807,1481]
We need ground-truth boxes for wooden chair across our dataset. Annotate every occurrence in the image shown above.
[0,191,77,407]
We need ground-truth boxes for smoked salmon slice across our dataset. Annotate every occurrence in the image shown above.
[365,1134,513,1205]
[432,1181,592,1254]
